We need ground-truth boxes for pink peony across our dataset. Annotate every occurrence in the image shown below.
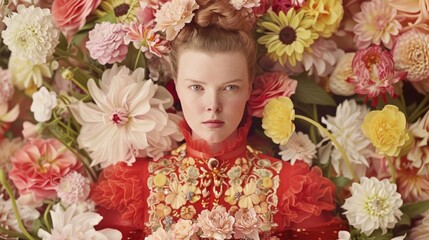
[9,138,82,201]
[52,0,101,40]
[233,208,262,240]
[197,206,235,240]
[86,22,129,65]
[248,72,297,118]
[349,45,406,105]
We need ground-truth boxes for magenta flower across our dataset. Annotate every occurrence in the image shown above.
[349,45,406,105]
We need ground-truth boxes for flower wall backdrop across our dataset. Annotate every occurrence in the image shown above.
[0,0,429,239]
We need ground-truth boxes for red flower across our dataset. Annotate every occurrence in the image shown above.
[278,162,336,227]
[248,72,297,118]
[91,162,146,229]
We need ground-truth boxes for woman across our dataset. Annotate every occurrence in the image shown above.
[92,0,345,239]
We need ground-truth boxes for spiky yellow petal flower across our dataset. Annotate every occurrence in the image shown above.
[257,9,319,66]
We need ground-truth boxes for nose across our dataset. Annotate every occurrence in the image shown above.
[205,91,222,113]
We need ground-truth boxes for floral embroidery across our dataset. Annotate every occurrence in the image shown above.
[147,144,281,235]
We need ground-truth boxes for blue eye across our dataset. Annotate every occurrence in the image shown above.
[225,85,239,91]
[190,85,203,91]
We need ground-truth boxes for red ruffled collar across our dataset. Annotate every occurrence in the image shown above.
[179,114,252,161]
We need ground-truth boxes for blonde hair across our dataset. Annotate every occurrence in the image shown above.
[168,0,257,80]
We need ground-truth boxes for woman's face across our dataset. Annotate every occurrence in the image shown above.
[175,50,251,144]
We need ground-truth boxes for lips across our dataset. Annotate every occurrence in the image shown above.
[202,119,225,128]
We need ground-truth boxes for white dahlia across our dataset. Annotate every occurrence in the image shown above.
[69,65,183,168]
[2,5,59,64]
[342,177,403,236]
[279,131,316,166]
[321,99,372,179]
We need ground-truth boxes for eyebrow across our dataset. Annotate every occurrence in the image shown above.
[184,79,244,84]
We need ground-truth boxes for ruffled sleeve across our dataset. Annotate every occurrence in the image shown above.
[274,161,347,239]
[91,158,150,238]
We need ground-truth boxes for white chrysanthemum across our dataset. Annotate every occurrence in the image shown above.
[30,86,58,123]
[279,131,316,166]
[410,211,429,240]
[56,171,91,206]
[69,65,183,168]
[321,99,373,179]
[0,194,40,232]
[2,5,59,64]
[342,177,403,236]
[37,203,122,240]
[407,110,429,175]
[285,38,344,77]
[0,137,24,172]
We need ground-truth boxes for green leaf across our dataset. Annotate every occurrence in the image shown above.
[71,31,89,46]
[400,199,429,219]
[292,76,336,106]
[95,11,116,24]
[57,32,68,51]
[396,214,411,226]
[331,176,352,188]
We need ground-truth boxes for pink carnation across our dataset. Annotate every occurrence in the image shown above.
[86,22,129,65]
[248,72,297,118]
[349,45,406,106]
[9,138,82,202]
[52,0,101,40]
[197,206,235,240]
[234,208,262,240]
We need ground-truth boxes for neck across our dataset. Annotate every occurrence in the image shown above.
[192,131,239,155]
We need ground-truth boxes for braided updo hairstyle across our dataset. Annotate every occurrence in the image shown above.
[169,0,257,81]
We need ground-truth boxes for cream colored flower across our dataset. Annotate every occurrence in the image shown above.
[9,54,52,92]
[393,29,429,82]
[229,0,260,10]
[154,0,199,41]
[353,0,401,49]
[322,99,373,179]
[407,110,429,174]
[238,181,260,208]
[257,9,319,66]
[342,177,403,236]
[262,97,295,145]
[279,131,316,166]
[182,184,201,203]
[155,203,172,218]
[2,5,59,64]
[180,205,196,220]
[301,0,344,38]
[362,105,410,157]
[165,180,186,209]
[197,206,234,240]
[30,86,58,123]
[328,52,356,96]
[0,102,19,125]
[225,185,243,205]
[409,211,429,240]
[171,219,198,240]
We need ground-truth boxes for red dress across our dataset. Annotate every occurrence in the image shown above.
[92,116,346,239]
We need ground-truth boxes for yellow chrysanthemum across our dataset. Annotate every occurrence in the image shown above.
[257,9,319,66]
[301,0,344,38]
[95,0,140,23]
[262,97,296,145]
[361,105,410,157]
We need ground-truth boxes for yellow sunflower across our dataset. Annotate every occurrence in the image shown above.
[95,0,140,23]
[257,8,319,66]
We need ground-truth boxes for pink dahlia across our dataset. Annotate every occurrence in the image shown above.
[9,138,82,202]
[86,22,128,65]
[349,45,406,105]
[248,72,297,118]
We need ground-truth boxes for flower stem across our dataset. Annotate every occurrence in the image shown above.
[386,156,397,183]
[54,49,103,76]
[0,170,36,240]
[134,49,143,70]
[43,202,53,232]
[295,114,358,182]
[409,94,429,122]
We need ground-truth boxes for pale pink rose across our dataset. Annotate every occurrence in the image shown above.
[233,208,262,240]
[349,45,406,106]
[171,219,199,240]
[197,206,235,240]
[86,22,129,65]
[153,0,199,41]
[146,227,175,240]
[248,72,297,118]
[0,67,14,104]
[52,0,102,40]
[9,138,82,202]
